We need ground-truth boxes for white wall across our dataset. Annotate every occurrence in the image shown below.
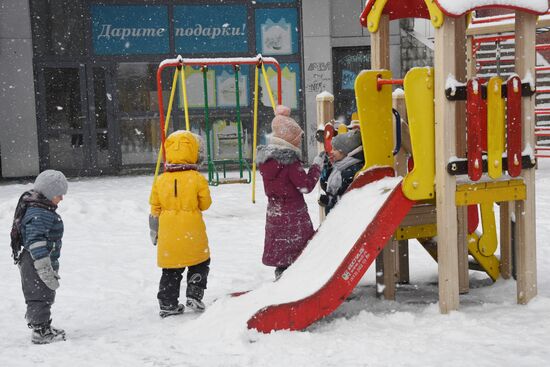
[301,0,402,162]
[302,0,333,162]
[0,0,40,177]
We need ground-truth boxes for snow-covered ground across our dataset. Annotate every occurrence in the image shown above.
[1,162,549,366]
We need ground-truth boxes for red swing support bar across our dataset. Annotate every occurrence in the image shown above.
[155,55,283,162]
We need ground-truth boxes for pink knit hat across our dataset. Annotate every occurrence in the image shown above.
[271,105,303,148]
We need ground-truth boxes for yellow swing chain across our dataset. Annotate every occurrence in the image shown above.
[252,64,260,203]
[261,62,277,113]
[153,67,180,184]
[180,65,191,131]
[252,62,279,202]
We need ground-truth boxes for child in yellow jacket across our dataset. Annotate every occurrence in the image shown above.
[149,130,212,317]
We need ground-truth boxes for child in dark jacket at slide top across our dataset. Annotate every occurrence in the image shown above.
[319,129,364,215]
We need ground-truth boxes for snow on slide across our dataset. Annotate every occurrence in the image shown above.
[188,175,408,336]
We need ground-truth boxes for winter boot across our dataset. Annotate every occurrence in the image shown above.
[159,302,185,318]
[274,266,288,281]
[185,284,205,312]
[185,297,205,313]
[30,320,66,344]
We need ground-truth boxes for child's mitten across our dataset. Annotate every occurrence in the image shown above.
[149,215,159,246]
[33,257,60,290]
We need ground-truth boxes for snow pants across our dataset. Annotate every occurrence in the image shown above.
[157,258,210,307]
[18,250,56,326]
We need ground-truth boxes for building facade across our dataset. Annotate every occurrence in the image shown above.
[0,0,403,178]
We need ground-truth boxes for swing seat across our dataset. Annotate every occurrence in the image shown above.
[218,177,250,184]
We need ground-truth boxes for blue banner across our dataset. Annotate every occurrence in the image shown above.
[255,8,298,56]
[174,5,248,54]
[91,5,169,55]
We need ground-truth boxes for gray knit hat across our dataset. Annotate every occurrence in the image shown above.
[34,170,68,200]
[332,130,362,155]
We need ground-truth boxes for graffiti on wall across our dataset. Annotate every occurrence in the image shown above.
[305,62,331,94]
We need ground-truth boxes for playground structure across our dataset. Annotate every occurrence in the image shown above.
[345,0,541,310]
[154,55,282,190]
[235,0,545,334]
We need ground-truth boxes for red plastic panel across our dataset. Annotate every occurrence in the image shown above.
[361,0,430,27]
[247,168,414,333]
[467,78,484,181]
[506,76,522,177]
[467,205,479,234]
[324,124,335,154]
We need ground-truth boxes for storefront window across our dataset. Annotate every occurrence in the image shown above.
[332,47,371,122]
[30,0,86,57]
[116,63,160,113]
[119,116,161,165]
[30,1,304,172]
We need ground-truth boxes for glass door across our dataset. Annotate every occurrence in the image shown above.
[37,63,117,174]
[89,65,117,172]
[39,65,89,173]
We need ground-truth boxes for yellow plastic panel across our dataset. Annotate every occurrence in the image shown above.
[402,67,435,201]
[424,0,445,28]
[366,0,389,33]
[456,180,526,206]
[394,224,437,241]
[478,203,497,256]
[487,77,505,179]
[467,232,500,281]
[355,69,394,170]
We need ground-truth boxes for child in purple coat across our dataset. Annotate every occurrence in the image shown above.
[256,105,324,279]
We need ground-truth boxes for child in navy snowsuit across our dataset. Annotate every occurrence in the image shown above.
[13,170,68,344]
[319,129,364,214]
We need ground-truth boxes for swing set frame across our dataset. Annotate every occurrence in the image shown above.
[155,55,282,193]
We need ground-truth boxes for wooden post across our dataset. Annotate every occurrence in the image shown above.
[434,16,460,313]
[514,11,537,304]
[372,14,396,300]
[466,36,477,78]
[455,16,469,294]
[315,92,334,224]
[393,93,410,284]
[371,15,390,70]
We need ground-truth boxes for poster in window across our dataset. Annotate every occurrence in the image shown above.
[260,63,300,109]
[177,66,216,109]
[212,119,250,160]
[215,66,249,108]
[255,9,298,56]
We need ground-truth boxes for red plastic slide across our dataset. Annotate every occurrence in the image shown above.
[247,167,415,333]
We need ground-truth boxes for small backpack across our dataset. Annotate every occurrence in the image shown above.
[10,191,33,264]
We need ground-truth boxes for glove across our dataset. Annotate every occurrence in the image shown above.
[318,194,329,207]
[313,152,326,168]
[34,257,60,290]
[149,215,159,246]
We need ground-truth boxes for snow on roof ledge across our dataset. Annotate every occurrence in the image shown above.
[435,0,549,17]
